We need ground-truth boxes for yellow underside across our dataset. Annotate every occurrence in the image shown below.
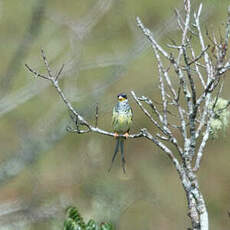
[112,113,132,134]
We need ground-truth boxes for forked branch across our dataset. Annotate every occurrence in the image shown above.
[25,50,161,141]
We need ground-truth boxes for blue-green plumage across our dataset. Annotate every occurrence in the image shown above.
[109,93,133,173]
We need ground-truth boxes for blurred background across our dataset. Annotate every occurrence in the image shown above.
[0,0,230,229]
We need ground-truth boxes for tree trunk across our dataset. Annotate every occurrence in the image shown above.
[182,168,209,230]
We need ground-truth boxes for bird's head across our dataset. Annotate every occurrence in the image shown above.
[117,93,127,102]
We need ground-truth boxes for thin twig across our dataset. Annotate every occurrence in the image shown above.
[41,48,52,78]
[25,64,49,80]
[55,64,64,81]
[187,45,210,66]
[95,103,99,127]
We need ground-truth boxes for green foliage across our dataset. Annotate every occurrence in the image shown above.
[100,222,113,230]
[63,206,114,230]
[209,97,230,138]
[86,220,97,230]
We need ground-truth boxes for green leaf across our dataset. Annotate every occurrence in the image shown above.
[100,222,113,230]
[64,218,83,230]
[63,206,114,230]
[86,219,97,230]
[65,206,86,228]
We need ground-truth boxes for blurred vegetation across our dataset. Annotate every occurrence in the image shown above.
[209,97,230,138]
[0,0,230,229]
[64,206,113,230]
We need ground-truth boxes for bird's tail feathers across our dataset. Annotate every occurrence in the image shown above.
[108,138,120,172]
[120,138,126,173]
[108,137,126,173]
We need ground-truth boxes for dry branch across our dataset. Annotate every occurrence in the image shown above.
[25,49,147,140]
[134,2,230,229]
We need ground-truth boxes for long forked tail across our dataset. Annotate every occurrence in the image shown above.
[108,138,120,172]
[120,138,126,173]
[108,137,126,173]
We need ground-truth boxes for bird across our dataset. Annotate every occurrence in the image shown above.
[109,93,133,173]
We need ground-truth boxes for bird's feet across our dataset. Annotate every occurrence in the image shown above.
[124,132,129,139]
[114,132,119,138]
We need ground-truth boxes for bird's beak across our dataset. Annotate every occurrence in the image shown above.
[118,96,124,101]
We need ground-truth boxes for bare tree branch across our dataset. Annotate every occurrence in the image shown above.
[135,2,230,229]
[131,91,183,155]
[25,49,145,140]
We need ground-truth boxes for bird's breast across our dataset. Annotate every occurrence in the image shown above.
[113,113,132,134]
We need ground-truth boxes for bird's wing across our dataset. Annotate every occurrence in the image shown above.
[112,106,119,128]
[127,107,133,128]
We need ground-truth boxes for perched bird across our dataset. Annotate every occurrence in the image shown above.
[109,93,133,173]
